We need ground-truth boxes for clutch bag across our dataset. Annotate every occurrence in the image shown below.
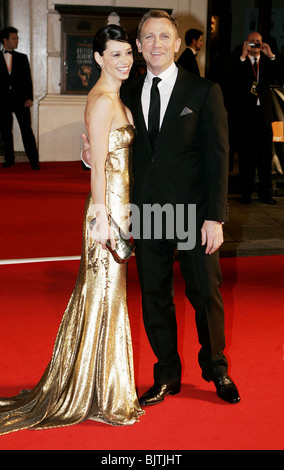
[89,214,135,264]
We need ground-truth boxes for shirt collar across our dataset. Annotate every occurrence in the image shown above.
[248,54,260,62]
[188,46,197,56]
[145,62,178,87]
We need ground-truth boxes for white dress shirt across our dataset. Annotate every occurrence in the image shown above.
[2,50,13,74]
[240,54,261,105]
[249,54,260,105]
[248,54,260,78]
[141,61,178,129]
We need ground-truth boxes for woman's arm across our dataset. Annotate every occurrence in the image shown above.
[85,94,116,249]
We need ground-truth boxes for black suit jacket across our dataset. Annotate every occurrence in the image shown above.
[121,65,229,225]
[178,48,200,75]
[0,50,34,107]
[229,53,284,124]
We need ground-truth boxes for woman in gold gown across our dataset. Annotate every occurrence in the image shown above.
[0,25,144,436]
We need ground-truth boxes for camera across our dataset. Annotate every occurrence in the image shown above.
[248,42,261,48]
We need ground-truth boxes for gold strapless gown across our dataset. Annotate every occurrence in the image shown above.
[0,125,144,436]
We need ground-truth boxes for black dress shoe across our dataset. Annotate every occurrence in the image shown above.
[259,196,276,205]
[2,161,15,168]
[139,383,180,406]
[202,373,240,404]
[31,163,40,170]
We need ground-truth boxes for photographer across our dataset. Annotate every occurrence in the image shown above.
[229,32,284,204]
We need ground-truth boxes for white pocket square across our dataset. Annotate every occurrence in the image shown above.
[180,107,193,116]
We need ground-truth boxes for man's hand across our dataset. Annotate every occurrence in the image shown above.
[260,42,274,59]
[24,99,33,108]
[81,132,91,166]
[240,41,250,60]
[201,220,224,255]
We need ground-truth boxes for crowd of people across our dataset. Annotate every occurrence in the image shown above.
[178,27,284,205]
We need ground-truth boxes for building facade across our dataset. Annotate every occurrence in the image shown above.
[6,0,208,161]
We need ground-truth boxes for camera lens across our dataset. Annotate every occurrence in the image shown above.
[249,42,261,48]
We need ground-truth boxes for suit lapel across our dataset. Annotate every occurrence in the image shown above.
[0,51,10,77]
[131,75,146,131]
[246,56,258,81]
[130,74,153,155]
[158,66,194,141]
[130,66,195,153]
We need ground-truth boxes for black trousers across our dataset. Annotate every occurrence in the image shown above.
[134,236,228,385]
[238,107,273,199]
[0,103,39,166]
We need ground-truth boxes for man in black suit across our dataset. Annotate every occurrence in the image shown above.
[0,27,40,169]
[177,28,203,75]
[229,32,284,204]
[83,10,240,405]
[126,10,239,406]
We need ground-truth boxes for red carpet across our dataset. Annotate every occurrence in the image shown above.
[0,162,283,450]
[0,162,90,260]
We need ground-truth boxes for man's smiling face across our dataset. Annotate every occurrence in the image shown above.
[136,17,181,75]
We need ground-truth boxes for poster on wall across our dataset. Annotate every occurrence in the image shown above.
[66,35,94,93]
[271,8,284,56]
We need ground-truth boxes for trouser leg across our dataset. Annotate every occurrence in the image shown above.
[238,128,257,199]
[255,116,273,199]
[178,243,228,378]
[13,106,39,167]
[0,109,15,164]
[134,238,182,385]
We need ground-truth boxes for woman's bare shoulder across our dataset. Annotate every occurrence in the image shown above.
[86,90,115,113]
[85,91,115,132]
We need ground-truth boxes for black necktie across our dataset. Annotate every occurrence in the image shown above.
[4,50,13,54]
[253,58,258,76]
[148,77,161,146]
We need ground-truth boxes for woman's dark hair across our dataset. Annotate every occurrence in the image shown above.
[93,24,129,56]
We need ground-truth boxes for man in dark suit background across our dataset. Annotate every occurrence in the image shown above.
[82,10,240,405]
[0,26,40,169]
[177,28,203,75]
[229,32,284,204]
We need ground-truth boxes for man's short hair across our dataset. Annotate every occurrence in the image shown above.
[137,10,179,41]
[0,26,18,44]
[185,29,203,46]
